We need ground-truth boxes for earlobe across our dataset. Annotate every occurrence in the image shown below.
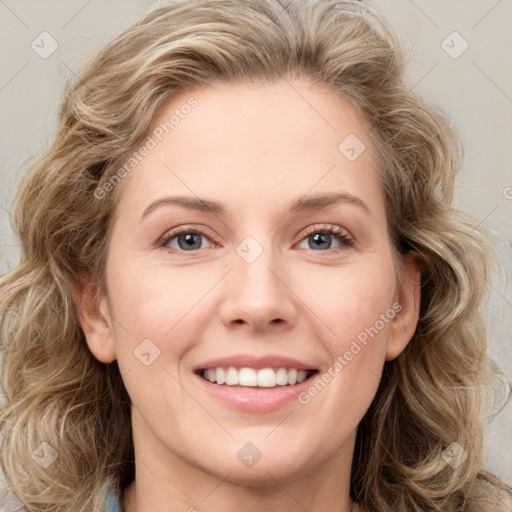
[385,251,422,361]
[71,275,116,364]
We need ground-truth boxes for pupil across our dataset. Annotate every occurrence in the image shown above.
[179,233,201,250]
[310,233,331,250]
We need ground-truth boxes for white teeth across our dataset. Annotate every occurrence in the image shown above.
[201,366,314,387]
[216,367,226,385]
[225,366,239,385]
[257,368,276,387]
[287,368,298,385]
[275,368,289,385]
[297,370,308,383]
[238,368,257,386]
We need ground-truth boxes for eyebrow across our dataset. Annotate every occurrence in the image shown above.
[141,192,371,220]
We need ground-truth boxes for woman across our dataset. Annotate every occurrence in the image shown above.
[0,0,510,510]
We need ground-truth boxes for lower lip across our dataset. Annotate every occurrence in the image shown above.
[193,372,318,412]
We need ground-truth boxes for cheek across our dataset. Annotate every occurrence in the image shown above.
[107,264,200,421]
[294,255,397,422]
[108,261,214,363]
[296,255,397,347]
[111,265,204,339]
[297,270,394,439]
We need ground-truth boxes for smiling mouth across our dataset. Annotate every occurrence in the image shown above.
[196,366,319,388]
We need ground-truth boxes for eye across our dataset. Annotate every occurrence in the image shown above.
[158,223,355,254]
[158,226,217,253]
[295,224,354,252]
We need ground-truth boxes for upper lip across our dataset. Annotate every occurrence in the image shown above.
[194,354,318,372]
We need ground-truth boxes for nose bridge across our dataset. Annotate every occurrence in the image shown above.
[219,233,297,329]
[237,240,278,300]
[234,234,283,306]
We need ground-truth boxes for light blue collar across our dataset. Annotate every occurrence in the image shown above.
[106,487,122,512]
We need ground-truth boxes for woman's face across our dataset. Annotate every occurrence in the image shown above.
[81,79,420,488]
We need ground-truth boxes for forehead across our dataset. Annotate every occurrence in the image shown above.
[113,78,383,221]
[146,78,373,160]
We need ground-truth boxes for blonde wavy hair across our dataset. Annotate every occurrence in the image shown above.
[0,0,510,510]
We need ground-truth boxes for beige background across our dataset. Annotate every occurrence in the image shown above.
[0,0,510,507]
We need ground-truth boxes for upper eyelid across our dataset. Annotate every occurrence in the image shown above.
[158,225,217,247]
[299,223,351,237]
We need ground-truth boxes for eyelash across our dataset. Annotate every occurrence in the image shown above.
[158,224,355,255]
[297,224,355,251]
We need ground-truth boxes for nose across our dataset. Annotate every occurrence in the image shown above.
[218,241,298,333]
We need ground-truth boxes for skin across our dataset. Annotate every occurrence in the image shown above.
[74,79,421,512]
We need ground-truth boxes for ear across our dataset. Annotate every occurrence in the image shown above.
[71,274,116,363]
[385,251,422,361]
